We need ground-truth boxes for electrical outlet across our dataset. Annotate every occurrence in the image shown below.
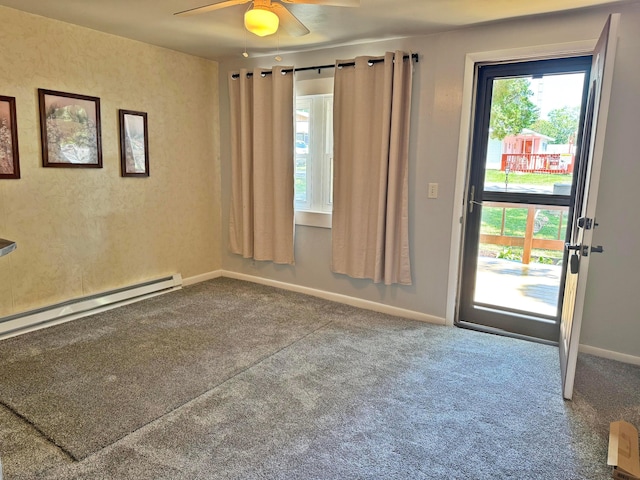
[428,183,439,199]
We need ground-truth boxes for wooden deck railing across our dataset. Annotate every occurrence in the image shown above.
[501,153,574,174]
[480,202,568,264]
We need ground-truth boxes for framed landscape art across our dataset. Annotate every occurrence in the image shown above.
[119,109,149,177]
[0,95,20,179]
[38,89,102,168]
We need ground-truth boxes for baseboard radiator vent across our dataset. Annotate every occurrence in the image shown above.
[0,274,182,340]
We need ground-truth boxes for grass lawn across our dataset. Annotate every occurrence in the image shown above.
[480,173,570,263]
[481,206,567,240]
[480,206,567,264]
[485,169,572,187]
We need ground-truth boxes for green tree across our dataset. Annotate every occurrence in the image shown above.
[531,105,580,144]
[489,78,539,140]
[528,118,557,141]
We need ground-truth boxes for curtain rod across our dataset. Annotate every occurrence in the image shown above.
[231,53,418,79]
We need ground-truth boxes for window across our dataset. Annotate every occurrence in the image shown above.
[295,94,333,225]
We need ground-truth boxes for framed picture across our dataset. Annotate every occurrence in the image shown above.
[38,89,102,168]
[0,95,20,179]
[119,110,149,177]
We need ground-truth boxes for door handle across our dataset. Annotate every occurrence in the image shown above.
[565,243,604,255]
[566,243,581,273]
[570,252,580,274]
[468,185,483,213]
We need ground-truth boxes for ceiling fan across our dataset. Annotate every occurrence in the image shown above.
[174,0,360,37]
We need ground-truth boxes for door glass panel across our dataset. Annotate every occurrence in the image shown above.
[475,203,569,317]
[475,71,584,319]
[459,56,591,341]
[484,73,585,195]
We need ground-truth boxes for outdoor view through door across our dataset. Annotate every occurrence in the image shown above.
[459,56,592,342]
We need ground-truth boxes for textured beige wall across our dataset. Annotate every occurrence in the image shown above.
[0,6,221,317]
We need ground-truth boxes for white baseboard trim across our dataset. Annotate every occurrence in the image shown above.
[182,270,224,286]
[216,270,446,326]
[9,269,637,364]
[578,344,640,366]
[187,272,640,364]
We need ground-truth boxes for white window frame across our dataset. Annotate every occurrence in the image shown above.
[294,81,334,228]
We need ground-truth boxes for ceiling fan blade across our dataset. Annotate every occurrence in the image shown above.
[280,0,359,7]
[174,0,251,16]
[271,3,310,37]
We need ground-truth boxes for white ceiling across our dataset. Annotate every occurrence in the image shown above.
[0,0,628,61]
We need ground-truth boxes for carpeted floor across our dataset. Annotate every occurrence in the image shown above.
[0,279,335,460]
[0,277,638,479]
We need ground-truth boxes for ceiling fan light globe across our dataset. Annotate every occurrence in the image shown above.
[244,8,279,36]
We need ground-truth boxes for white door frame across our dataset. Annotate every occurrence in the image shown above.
[445,40,598,327]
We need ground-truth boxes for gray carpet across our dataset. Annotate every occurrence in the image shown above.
[0,277,639,479]
[0,279,333,459]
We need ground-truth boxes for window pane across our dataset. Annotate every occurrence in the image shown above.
[484,73,585,195]
[295,156,309,209]
[294,94,333,213]
[295,99,311,209]
[476,203,569,316]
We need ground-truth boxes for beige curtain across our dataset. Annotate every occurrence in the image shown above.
[228,66,295,264]
[332,51,413,285]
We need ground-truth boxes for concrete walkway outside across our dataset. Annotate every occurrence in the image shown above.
[474,256,562,317]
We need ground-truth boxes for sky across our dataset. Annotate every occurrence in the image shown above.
[529,73,585,119]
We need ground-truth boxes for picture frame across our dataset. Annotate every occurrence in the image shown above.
[119,110,149,177]
[0,95,20,179]
[38,89,102,168]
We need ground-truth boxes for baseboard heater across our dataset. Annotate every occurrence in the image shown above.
[0,274,182,340]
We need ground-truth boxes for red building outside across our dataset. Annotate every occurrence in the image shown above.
[500,128,574,174]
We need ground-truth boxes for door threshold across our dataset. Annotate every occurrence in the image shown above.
[474,304,558,324]
[456,320,559,346]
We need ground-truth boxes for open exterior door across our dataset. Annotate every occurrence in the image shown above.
[559,13,619,400]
